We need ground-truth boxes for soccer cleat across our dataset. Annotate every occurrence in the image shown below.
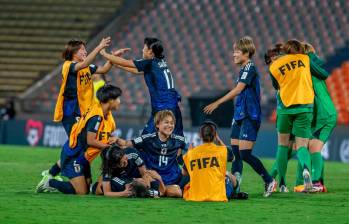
[263,179,277,197]
[36,173,56,193]
[232,192,249,200]
[302,169,313,192]
[273,180,278,192]
[313,182,327,193]
[41,169,49,177]
[279,185,289,193]
[233,172,242,194]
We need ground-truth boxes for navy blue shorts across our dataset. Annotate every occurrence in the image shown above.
[142,106,184,136]
[61,116,78,136]
[60,147,90,179]
[230,118,260,141]
[62,98,81,136]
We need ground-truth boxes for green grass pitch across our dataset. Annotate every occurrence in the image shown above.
[0,145,348,224]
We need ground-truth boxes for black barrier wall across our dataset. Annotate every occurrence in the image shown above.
[0,120,348,163]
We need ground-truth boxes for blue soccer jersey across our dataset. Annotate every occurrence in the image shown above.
[133,58,180,111]
[234,61,261,122]
[131,133,186,185]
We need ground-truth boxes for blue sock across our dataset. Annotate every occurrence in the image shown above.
[49,179,76,194]
[231,145,243,174]
[49,163,61,176]
[240,150,272,183]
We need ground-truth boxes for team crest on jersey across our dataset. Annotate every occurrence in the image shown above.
[25,119,44,146]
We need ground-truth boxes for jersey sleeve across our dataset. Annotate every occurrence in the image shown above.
[127,148,144,167]
[131,136,146,150]
[239,64,256,85]
[89,64,98,74]
[309,52,325,67]
[69,62,77,75]
[85,115,102,133]
[133,59,152,72]
[310,59,329,80]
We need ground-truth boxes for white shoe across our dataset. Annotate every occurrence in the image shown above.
[36,173,56,193]
[263,179,276,197]
[233,172,242,193]
[279,185,289,193]
[41,170,49,177]
[303,169,313,192]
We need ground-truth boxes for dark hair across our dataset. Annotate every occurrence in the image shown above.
[264,43,285,65]
[101,145,125,176]
[130,180,149,198]
[62,40,86,60]
[96,84,122,103]
[283,39,305,54]
[144,37,165,59]
[200,120,217,143]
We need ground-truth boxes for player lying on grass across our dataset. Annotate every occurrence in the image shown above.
[116,110,186,197]
[39,38,129,184]
[182,120,248,201]
[204,36,276,197]
[36,85,121,195]
[91,145,165,198]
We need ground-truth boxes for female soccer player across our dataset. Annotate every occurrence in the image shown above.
[303,43,336,191]
[37,85,121,194]
[93,145,165,198]
[204,36,276,197]
[37,39,129,185]
[182,120,248,201]
[117,110,186,197]
[99,37,184,136]
[268,40,329,192]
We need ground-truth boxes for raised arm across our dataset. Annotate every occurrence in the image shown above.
[116,65,143,75]
[74,37,111,71]
[95,61,113,74]
[100,48,136,68]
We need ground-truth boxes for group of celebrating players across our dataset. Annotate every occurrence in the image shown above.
[35,34,335,201]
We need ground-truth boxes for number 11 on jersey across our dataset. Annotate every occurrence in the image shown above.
[163,69,174,89]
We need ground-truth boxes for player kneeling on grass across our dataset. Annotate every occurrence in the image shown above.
[182,120,248,202]
[36,85,121,195]
[91,145,165,198]
[117,110,185,198]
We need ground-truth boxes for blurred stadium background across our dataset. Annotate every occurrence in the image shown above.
[0,0,349,163]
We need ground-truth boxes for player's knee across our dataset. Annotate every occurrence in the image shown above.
[75,188,89,195]
[165,185,182,197]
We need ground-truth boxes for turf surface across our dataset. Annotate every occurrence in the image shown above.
[0,145,348,224]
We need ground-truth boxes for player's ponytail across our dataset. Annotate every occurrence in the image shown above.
[200,120,217,143]
[144,37,165,59]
